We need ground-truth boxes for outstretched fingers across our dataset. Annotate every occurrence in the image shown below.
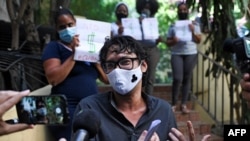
[187,120,195,141]
[169,128,186,141]
[0,90,30,116]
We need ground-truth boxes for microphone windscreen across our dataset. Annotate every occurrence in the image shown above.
[223,37,249,61]
[72,109,101,138]
[223,38,235,53]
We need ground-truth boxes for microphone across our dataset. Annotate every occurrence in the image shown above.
[71,109,101,141]
[223,37,250,73]
[223,37,249,61]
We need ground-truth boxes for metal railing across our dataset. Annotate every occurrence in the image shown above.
[192,50,247,130]
[0,21,50,91]
[0,50,48,91]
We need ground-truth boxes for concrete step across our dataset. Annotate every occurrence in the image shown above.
[186,134,224,141]
[174,110,200,122]
[177,121,223,141]
[152,84,172,100]
[172,100,195,110]
[177,121,211,135]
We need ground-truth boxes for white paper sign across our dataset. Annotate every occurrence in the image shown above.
[122,17,159,40]
[174,20,192,41]
[142,18,159,40]
[74,18,111,62]
[122,18,142,40]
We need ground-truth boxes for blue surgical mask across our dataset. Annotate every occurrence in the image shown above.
[58,26,77,43]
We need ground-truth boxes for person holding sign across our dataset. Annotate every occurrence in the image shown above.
[111,2,129,37]
[41,7,108,141]
[135,0,161,95]
[165,2,202,114]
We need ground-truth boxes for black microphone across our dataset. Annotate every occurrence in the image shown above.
[223,37,248,61]
[71,109,101,141]
[223,37,250,73]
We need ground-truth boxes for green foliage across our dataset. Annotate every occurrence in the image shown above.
[70,0,118,22]
[34,0,50,25]
[183,0,243,86]
[186,0,250,124]
[154,1,178,83]
[185,0,238,69]
[156,1,177,49]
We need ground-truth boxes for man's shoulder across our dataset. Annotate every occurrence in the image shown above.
[147,95,174,117]
[79,92,110,104]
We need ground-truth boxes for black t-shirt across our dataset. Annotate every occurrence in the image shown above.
[72,91,177,141]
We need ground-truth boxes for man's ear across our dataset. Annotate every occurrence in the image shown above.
[141,60,147,73]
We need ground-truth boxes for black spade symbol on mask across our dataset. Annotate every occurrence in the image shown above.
[131,74,138,82]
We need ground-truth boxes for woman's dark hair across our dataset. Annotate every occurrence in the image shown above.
[54,7,76,24]
[177,2,187,10]
[136,0,159,17]
[115,2,128,13]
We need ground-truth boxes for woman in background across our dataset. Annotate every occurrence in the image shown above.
[41,7,108,141]
[165,2,202,114]
[111,2,129,37]
[135,0,161,95]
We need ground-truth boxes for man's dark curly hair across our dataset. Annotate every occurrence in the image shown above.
[99,36,147,65]
[136,0,159,17]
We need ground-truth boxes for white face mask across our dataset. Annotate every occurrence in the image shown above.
[107,66,142,95]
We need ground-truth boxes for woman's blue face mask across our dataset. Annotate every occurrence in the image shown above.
[58,26,77,43]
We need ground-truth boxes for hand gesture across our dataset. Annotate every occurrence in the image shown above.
[0,90,34,136]
[118,26,124,35]
[71,34,80,52]
[138,130,160,141]
[169,121,210,141]
[189,23,195,33]
[240,73,250,108]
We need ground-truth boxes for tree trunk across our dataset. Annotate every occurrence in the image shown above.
[7,0,28,50]
[10,20,19,50]
[23,0,41,53]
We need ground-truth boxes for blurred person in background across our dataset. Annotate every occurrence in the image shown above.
[111,2,129,38]
[135,0,161,95]
[41,7,108,141]
[165,2,201,114]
